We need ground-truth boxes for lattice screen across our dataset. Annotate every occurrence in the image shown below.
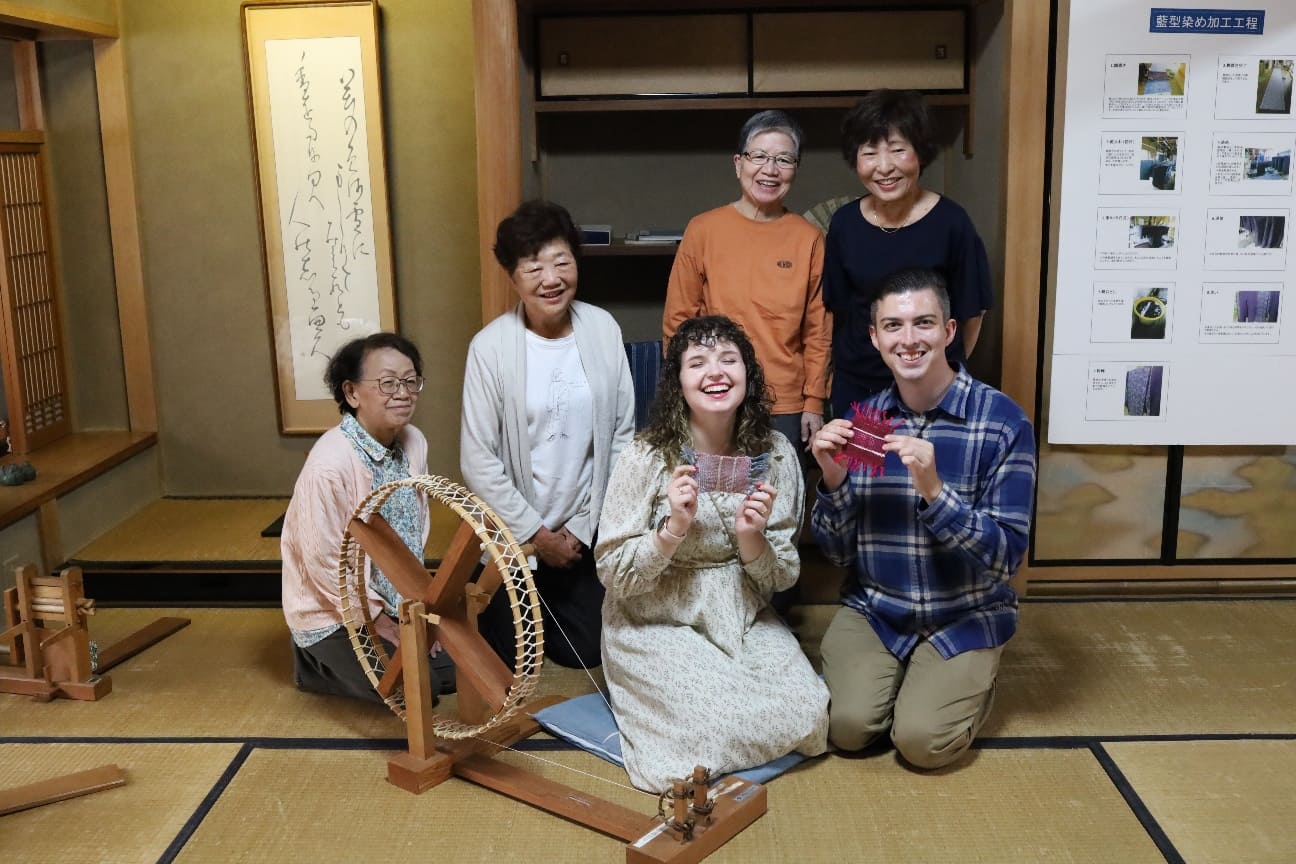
[0,144,70,453]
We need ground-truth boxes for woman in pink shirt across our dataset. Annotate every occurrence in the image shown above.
[280,332,454,702]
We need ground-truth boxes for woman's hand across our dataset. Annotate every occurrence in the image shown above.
[654,464,698,556]
[531,525,582,569]
[663,464,699,537]
[736,481,777,536]
[736,481,777,563]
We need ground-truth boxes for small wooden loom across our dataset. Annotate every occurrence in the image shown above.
[0,564,189,701]
[338,476,767,864]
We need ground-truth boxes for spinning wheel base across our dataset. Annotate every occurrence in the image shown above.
[387,693,566,795]
[627,778,767,864]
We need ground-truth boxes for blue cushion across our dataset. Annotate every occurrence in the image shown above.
[531,692,808,784]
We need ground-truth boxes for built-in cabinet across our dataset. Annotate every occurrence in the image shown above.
[514,5,977,339]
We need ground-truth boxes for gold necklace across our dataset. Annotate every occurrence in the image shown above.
[870,202,913,234]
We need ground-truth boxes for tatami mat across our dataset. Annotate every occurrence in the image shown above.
[1104,740,1296,863]
[0,742,242,863]
[72,497,464,562]
[175,746,1163,863]
[795,600,1296,738]
[0,608,602,740]
[5,600,1294,861]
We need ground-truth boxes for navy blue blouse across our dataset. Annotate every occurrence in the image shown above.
[822,195,994,417]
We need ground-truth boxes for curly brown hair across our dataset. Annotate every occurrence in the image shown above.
[642,316,773,464]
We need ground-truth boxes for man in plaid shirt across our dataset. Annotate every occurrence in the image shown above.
[810,267,1036,769]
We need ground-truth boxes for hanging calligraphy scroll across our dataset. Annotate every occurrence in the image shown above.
[242,0,396,433]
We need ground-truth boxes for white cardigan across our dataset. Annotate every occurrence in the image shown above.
[460,300,635,547]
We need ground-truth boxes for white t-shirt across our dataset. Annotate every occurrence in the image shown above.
[525,329,594,540]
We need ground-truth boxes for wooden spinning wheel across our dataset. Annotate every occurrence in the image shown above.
[339,475,768,863]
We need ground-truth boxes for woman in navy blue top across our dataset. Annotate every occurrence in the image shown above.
[823,90,994,418]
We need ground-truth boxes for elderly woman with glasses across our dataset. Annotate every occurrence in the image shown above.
[663,109,831,460]
[461,199,635,670]
[281,332,455,703]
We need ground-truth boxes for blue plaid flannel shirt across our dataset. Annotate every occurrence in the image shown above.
[812,367,1036,660]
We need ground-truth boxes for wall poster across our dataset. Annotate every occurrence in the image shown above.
[243,0,396,434]
[1050,5,1295,444]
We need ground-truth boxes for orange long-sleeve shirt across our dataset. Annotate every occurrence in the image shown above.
[663,204,831,414]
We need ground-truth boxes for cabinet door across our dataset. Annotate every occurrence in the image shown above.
[538,14,747,98]
[753,10,966,93]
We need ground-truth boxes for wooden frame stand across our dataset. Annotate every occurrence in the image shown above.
[0,564,189,701]
[349,510,767,863]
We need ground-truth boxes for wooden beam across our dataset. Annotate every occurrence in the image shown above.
[472,0,523,324]
[0,764,126,817]
[11,40,43,131]
[454,753,655,842]
[346,514,433,601]
[92,36,158,434]
[0,2,117,39]
[93,616,190,673]
[36,500,60,573]
[998,0,1050,418]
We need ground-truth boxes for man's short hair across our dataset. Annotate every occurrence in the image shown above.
[870,268,952,324]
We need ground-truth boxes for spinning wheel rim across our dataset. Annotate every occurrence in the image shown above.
[337,474,545,738]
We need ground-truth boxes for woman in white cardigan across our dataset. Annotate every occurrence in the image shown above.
[461,200,635,668]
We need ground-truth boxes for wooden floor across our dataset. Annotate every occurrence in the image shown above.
[2,600,1295,862]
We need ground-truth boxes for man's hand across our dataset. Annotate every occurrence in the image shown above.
[531,525,582,569]
[800,411,824,449]
[883,434,942,503]
[811,418,854,491]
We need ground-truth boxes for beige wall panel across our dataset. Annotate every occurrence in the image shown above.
[753,11,965,93]
[40,39,128,431]
[539,14,747,97]
[0,512,40,590]
[118,0,479,494]
[57,445,159,556]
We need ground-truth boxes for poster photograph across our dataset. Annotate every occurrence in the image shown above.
[1215,55,1295,117]
[1090,282,1173,342]
[1084,360,1169,421]
[1209,132,1294,195]
[1203,209,1288,270]
[1198,282,1283,342]
[1094,209,1180,269]
[1098,133,1182,194]
[1104,54,1189,117]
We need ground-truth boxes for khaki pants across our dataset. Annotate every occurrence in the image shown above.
[820,605,1003,769]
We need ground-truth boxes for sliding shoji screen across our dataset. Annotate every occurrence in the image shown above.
[0,142,70,453]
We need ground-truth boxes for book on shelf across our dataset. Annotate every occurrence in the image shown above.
[626,229,684,244]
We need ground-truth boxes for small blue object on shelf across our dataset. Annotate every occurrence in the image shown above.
[580,224,612,245]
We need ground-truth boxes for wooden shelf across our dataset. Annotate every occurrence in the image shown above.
[537,93,971,114]
[0,431,156,529]
[581,242,679,257]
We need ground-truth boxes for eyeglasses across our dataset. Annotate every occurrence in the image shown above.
[359,376,425,395]
[742,151,799,170]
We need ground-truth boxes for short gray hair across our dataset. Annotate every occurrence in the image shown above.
[737,109,804,158]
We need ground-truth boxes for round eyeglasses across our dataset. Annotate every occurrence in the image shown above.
[742,151,799,170]
[359,376,425,395]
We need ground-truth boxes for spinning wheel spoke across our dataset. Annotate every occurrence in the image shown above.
[337,475,544,737]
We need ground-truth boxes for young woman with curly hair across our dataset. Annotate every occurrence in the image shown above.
[594,316,828,792]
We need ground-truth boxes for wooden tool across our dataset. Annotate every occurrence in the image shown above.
[0,764,127,817]
[338,475,767,863]
[0,564,190,701]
